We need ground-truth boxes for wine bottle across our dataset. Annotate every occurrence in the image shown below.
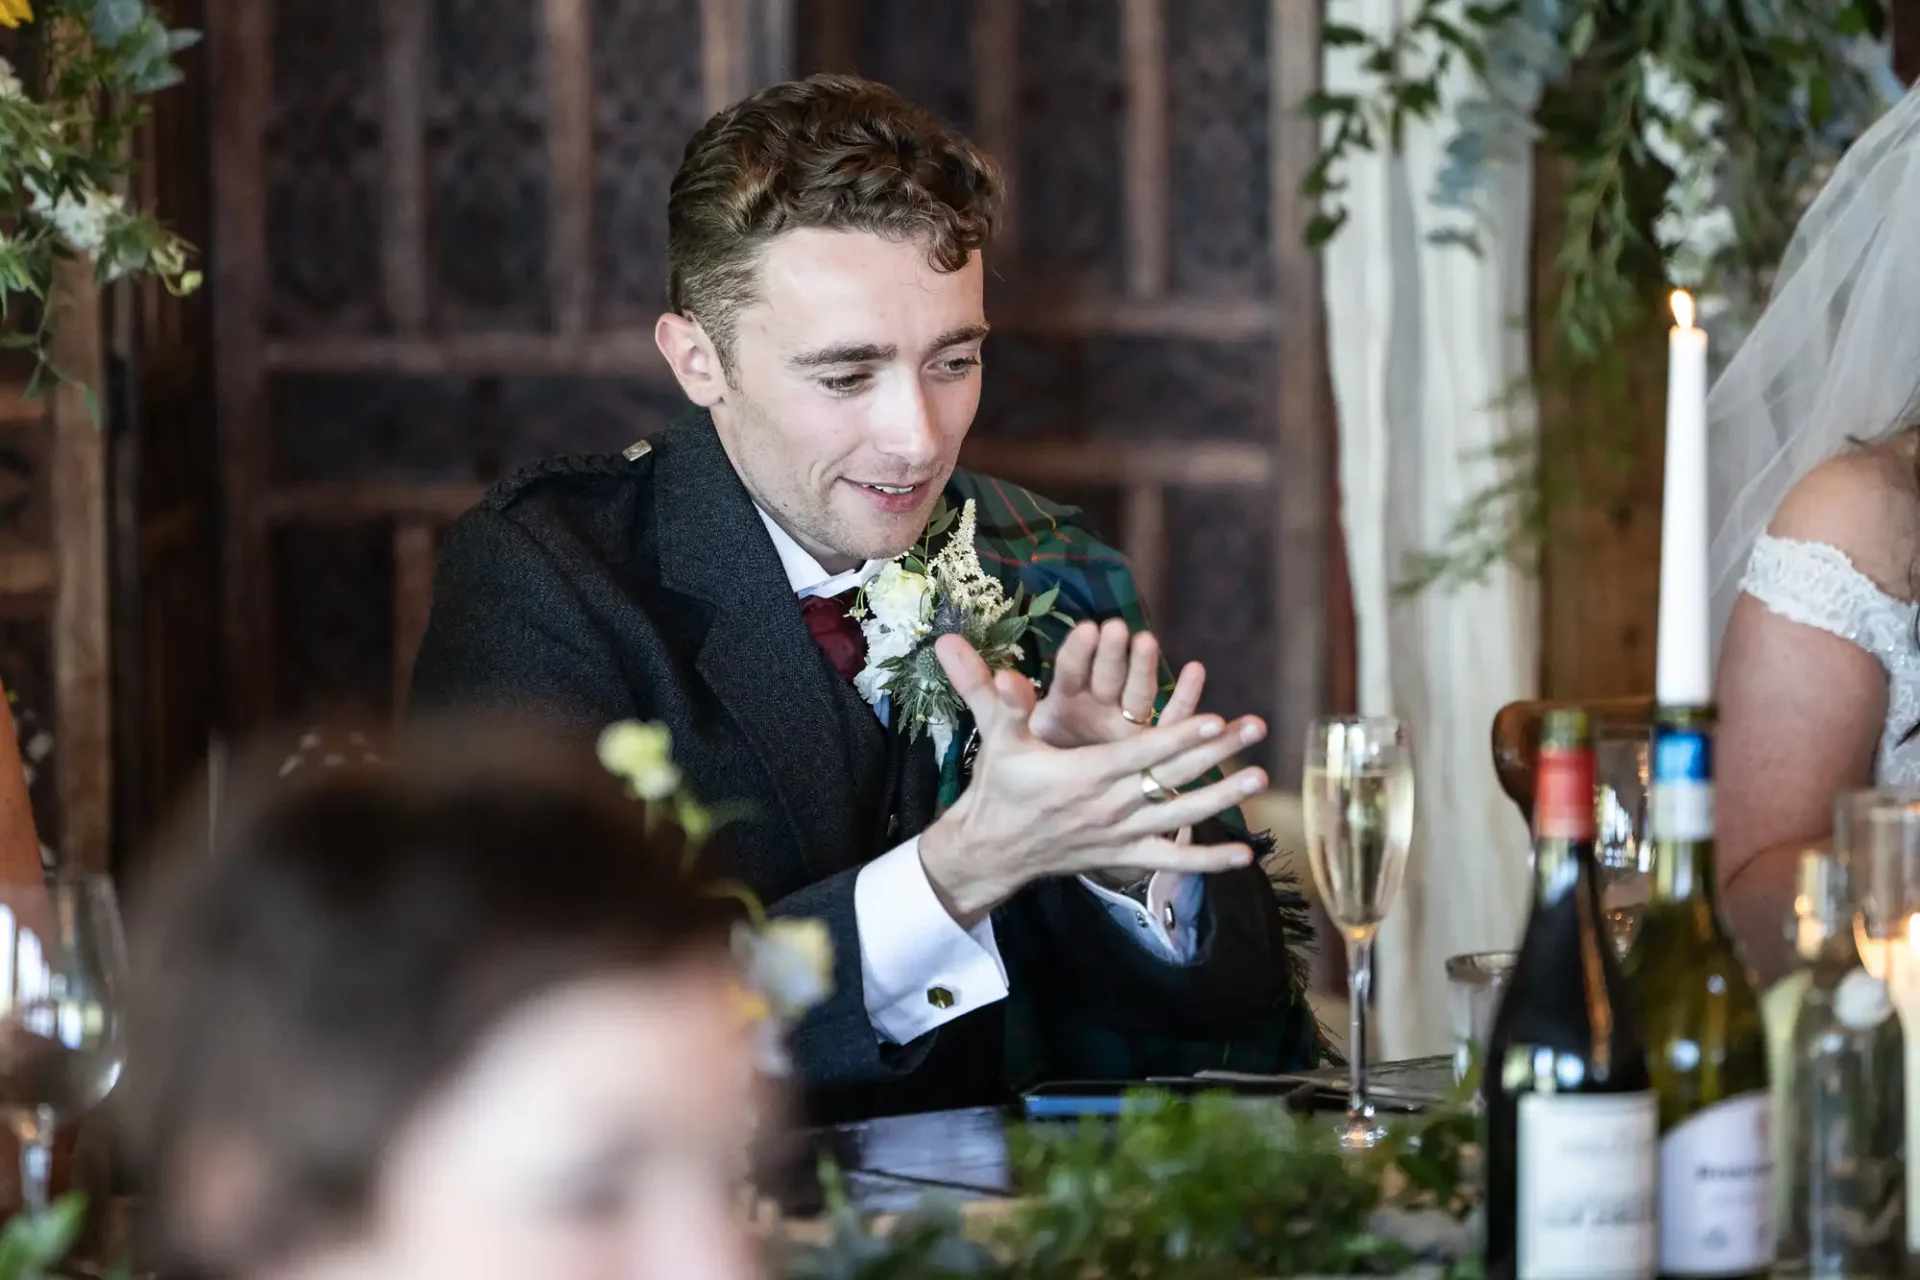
[1625,705,1774,1278]
[1484,708,1657,1280]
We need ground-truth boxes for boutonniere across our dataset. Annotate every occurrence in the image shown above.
[851,497,1068,759]
[597,721,832,1077]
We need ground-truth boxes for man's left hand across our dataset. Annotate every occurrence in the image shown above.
[1030,619,1206,749]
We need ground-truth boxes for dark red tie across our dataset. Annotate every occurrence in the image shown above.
[801,590,867,682]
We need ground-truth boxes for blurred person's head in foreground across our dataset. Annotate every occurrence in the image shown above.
[121,720,761,1280]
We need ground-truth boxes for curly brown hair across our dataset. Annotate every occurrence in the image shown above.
[666,72,1003,370]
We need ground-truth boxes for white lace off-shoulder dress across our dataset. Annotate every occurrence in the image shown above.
[1740,534,1920,786]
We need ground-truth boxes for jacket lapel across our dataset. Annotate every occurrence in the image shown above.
[652,414,865,879]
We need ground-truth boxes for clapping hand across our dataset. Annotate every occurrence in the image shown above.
[917,634,1268,928]
[1029,619,1207,748]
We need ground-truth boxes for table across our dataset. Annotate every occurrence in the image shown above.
[770,1056,1458,1217]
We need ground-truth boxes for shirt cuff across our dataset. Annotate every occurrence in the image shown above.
[855,836,1010,1044]
[1078,871,1206,962]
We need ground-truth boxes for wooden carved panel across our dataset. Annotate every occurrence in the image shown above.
[266,0,387,336]
[974,335,1276,442]
[431,0,553,331]
[272,524,395,719]
[1014,0,1124,294]
[1166,0,1270,295]
[591,0,708,327]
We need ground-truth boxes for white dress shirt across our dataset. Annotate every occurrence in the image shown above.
[755,509,1205,1045]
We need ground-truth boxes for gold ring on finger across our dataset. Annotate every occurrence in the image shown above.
[1120,706,1155,727]
[1139,769,1177,804]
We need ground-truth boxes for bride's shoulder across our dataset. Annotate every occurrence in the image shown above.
[1766,437,1920,602]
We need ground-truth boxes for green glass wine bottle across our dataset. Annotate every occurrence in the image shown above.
[1625,704,1774,1279]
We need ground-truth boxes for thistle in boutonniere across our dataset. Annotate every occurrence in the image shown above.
[597,721,833,1076]
[852,497,1068,760]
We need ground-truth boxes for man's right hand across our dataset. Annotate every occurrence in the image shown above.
[916,634,1269,929]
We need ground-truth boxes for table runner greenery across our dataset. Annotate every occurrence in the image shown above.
[784,1082,1484,1280]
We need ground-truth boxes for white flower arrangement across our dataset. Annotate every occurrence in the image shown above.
[851,498,1066,759]
[597,721,833,1077]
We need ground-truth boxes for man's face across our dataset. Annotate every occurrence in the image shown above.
[694,229,988,570]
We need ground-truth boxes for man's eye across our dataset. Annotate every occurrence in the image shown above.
[938,356,981,377]
[819,372,867,394]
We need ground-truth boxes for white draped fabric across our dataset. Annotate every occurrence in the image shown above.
[1319,2,1540,1059]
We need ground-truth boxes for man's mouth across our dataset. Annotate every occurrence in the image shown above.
[860,483,917,496]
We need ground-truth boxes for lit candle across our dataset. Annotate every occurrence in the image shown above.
[1657,290,1711,705]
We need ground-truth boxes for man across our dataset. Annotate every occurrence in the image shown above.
[410,73,1318,1118]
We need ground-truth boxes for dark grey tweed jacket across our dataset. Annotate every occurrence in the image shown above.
[408,414,1307,1119]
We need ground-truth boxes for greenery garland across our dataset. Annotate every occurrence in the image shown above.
[1302,0,1896,591]
[0,0,200,403]
[784,1080,1483,1279]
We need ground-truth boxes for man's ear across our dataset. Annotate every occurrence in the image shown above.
[655,312,727,408]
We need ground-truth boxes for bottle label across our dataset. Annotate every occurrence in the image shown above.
[1518,1091,1658,1278]
[1536,744,1597,841]
[1659,1091,1775,1274]
[1651,727,1714,841]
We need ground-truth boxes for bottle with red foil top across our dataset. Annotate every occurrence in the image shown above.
[1484,708,1657,1280]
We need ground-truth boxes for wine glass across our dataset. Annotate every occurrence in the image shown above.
[0,875,127,1213]
[1302,716,1415,1150]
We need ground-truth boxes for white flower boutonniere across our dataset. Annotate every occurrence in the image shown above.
[851,497,1068,759]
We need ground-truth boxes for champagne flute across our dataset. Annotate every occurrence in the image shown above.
[0,875,127,1213]
[1302,716,1415,1150]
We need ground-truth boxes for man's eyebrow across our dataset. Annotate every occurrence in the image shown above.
[924,324,991,355]
[787,341,895,368]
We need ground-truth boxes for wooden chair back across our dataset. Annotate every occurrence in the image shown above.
[1491,696,1656,819]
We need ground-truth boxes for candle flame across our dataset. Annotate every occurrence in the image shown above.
[1671,289,1696,331]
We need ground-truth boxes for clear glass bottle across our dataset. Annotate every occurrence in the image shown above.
[1767,848,1904,1277]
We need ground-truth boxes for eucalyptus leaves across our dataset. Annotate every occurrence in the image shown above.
[1305,0,1898,590]
[786,1087,1484,1280]
[0,0,202,397]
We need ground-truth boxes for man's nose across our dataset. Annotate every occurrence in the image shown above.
[871,377,941,467]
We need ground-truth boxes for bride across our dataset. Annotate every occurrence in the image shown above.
[1712,78,1920,975]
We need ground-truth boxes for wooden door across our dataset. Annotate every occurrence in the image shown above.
[206,0,1337,780]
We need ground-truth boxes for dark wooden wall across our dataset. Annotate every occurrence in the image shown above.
[201,0,1336,780]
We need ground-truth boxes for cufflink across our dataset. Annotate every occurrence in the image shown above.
[926,985,955,1009]
[622,438,653,461]
[1163,902,1176,931]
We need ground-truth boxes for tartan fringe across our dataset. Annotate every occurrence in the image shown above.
[1253,829,1344,1067]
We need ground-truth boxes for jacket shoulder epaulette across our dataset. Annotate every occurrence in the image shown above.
[480,438,655,513]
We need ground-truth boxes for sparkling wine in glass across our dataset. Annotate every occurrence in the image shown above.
[1302,716,1415,1150]
[0,875,127,1213]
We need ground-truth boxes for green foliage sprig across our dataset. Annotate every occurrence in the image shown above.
[785,1084,1484,1279]
[0,1193,128,1280]
[1303,0,1896,591]
[0,0,201,401]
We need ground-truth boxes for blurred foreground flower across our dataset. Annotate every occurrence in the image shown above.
[598,719,833,1077]
[0,1,31,29]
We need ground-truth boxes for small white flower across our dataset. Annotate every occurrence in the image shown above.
[0,58,24,102]
[865,561,932,628]
[27,178,124,257]
[595,720,682,800]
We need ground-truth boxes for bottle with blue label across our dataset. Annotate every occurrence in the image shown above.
[1624,705,1775,1279]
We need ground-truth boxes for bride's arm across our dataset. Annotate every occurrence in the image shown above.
[1717,591,1884,980]
[1716,453,1905,980]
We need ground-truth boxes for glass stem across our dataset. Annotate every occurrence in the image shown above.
[1345,934,1373,1124]
[18,1105,54,1215]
